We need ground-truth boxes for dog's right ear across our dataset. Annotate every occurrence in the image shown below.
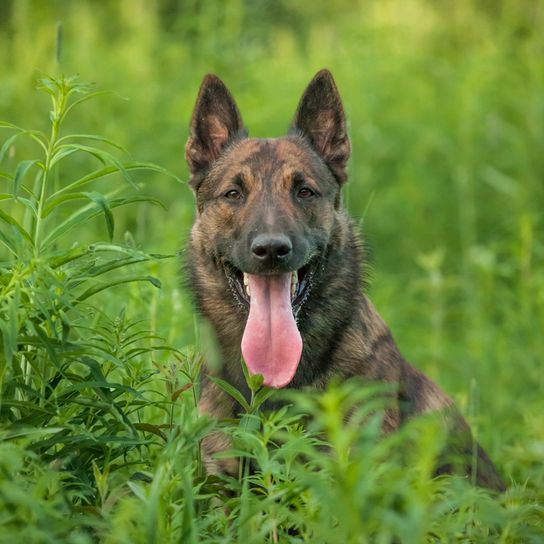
[185,74,246,189]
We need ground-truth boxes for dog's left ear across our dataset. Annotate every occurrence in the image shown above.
[290,69,351,184]
[185,74,247,189]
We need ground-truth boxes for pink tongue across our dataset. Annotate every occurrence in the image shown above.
[241,274,303,388]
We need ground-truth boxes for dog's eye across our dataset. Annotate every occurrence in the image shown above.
[224,189,243,200]
[297,187,316,199]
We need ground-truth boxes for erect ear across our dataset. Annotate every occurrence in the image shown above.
[185,74,247,188]
[290,69,351,184]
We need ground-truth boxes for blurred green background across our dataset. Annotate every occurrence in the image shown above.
[1,0,543,487]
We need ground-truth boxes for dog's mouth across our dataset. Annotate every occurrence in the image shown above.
[222,260,317,389]
[223,261,315,316]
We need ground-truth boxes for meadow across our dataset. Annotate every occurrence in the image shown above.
[0,0,543,541]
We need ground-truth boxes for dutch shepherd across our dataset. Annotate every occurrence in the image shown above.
[184,69,505,492]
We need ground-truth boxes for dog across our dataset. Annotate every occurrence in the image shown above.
[184,69,505,492]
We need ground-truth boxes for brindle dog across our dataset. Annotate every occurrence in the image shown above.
[184,70,505,491]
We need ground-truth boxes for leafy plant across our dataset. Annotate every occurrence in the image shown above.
[0,75,184,527]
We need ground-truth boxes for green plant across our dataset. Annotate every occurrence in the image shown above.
[0,75,184,535]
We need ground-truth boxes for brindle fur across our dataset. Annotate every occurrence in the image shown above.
[184,70,505,491]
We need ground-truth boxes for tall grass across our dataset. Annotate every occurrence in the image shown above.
[0,0,543,541]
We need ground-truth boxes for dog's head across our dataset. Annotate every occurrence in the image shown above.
[185,70,351,388]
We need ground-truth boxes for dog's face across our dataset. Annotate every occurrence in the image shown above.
[185,70,351,388]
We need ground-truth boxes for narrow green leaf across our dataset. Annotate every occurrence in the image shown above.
[0,400,56,415]
[14,159,42,197]
[87,242,173,258]
[251,387,276,412]
[0,123,47,139]
[132,162,184,185]
[134,423,167,441]
[40,201,109,248]
[25,132,49,153]
[77,356,139,434]
[208,375,250,412]
[13,197,39,217]
[49,145,80,167]
[68,255,151,284]
[172,383,193,402]
[42,191,92,216]
[0,294,17,368]
[34,325,61,367]
[52,143,133,190]
[36,434,149,451]
[50,162,181,200]
[7,286,19,366]
[60,380,142,398]
[60,90,117,122]
[56,134,127,152]
[41,195,164,250]
[0,128,47,159]
[0,193,38,217]
[240,356,264,393]
[51,143,107,168]
[36,77,58,95]
[0,228,17,255]
[50,166,122,197]
[82,191,115,241]
[75,275,161,303]
[48,246,88,268]
[0,121,20,130]
[1,427,65,440]
[0,132,21,162]
[0,209,34,246]
[126,481,146,502]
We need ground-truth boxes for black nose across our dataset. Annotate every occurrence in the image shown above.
[251,233,292,262]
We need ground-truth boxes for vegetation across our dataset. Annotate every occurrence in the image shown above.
[0,0,543,541]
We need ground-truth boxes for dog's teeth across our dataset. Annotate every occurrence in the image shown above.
[291,272,298,299]
[243,273,250,298]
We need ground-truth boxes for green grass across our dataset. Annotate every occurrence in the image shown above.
[0,0,543,541]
